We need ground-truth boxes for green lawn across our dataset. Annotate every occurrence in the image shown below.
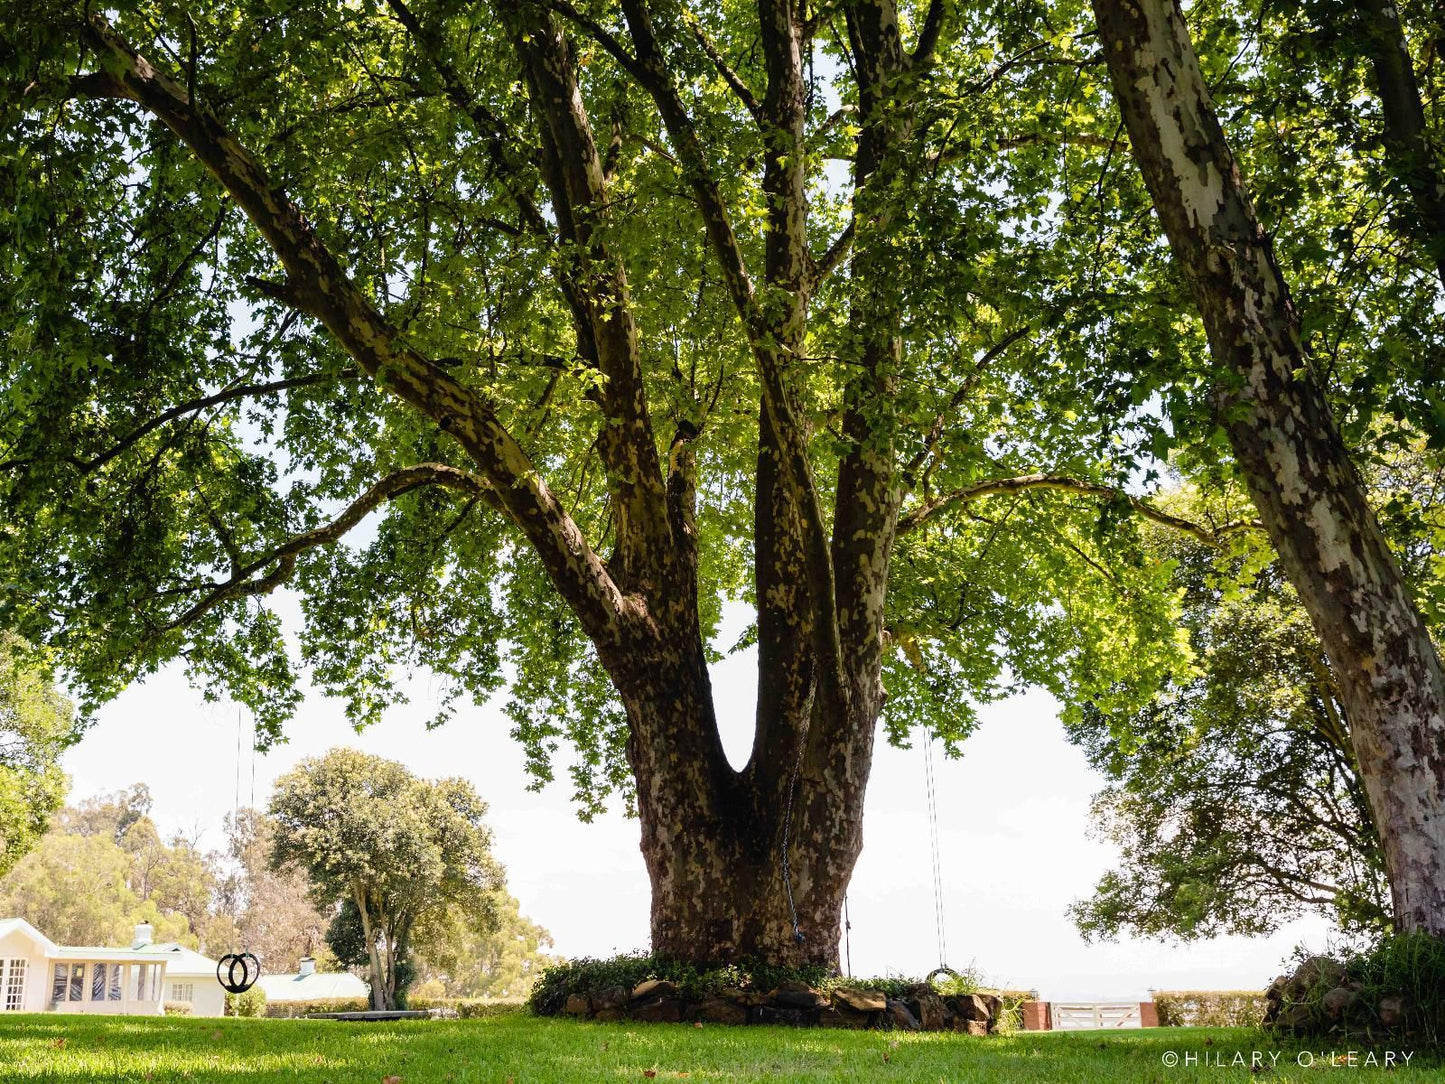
[0,1011,1437,1083]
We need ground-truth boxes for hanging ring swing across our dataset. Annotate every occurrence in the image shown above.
[217,951,262,994]
[926,966,962,989]
[217,710,263,996]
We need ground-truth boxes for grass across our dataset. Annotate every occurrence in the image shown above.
[0,1010,1439,1082]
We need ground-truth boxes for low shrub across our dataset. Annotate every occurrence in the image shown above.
[225,987,267,1018]
[262,998,370,1018]
[528,952,1030,1023]
[1153,990,1267,1028]
[405,998,527,1019]
[161,1001,192,1016]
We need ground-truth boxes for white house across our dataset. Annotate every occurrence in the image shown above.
[131,926,228,1018]
[256,956,369,1005]
[0,919,227,1017]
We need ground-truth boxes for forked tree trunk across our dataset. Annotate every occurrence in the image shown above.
[1093,0,1445,934]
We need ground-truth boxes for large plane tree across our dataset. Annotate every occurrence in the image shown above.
[0,0,1214,965]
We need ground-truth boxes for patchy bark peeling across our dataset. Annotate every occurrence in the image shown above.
[1094,0,1445,934]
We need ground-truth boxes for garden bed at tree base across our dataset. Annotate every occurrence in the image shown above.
[549,977,1003,1033]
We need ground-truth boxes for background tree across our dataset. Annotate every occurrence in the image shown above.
[0,0,1240,969]
[212,808,338,973]
[269,749,504,1009]
[0,831,194,947]
[0,633,71,877]
[1091,0,1445,934]
[1069,521,1392,940]
[412,893,557,999]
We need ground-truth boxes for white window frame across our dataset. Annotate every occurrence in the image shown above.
[2,958,27,1011]
[170,982,195,1003]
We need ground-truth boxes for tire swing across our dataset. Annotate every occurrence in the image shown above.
[218,709,263,996]
[217,952,262,995]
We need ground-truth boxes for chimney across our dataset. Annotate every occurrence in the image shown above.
[298,957,316,978]
[131,923,154,949]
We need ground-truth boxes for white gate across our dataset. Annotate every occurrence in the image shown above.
[1,959,27,1011]
[1051,1002,1142,1030]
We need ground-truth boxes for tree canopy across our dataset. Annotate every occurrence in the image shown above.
[0,635,73,878]
[3,0,1444,957]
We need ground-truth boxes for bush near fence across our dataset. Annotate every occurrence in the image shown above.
[1152,990,1268,1027]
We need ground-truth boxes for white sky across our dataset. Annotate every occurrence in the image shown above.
[55,598,1334,1001]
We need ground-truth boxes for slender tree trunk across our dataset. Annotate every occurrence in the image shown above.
[1093,0,1445,934]
[1354,0,1445,290]
[353,882,390,1010]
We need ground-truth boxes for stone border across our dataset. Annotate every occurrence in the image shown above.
[558,978,1002,1033]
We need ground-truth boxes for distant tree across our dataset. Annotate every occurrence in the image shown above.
[56,784,154,843]
[413,893,556,999]
[0,831,191,946]
[1069,527,1392,940]
[269,749,503,1009]
[213,808,337,971]
[0,634,72,877]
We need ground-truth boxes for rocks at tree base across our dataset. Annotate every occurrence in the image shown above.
[1262,954,1414,1039]
[885,999,920,1031]
[592,986,628,1011]
[947,993,992,1022]
[697,997,746,1025]
[546,979,1002,1032]
[630,979,678,1002]
[901,984,948,1031]
[1320,987,1358,1021]
[833,986,886,1013]
[1378,994,1407,1029]
[774,980,828,1010]
[631,997,684,1023]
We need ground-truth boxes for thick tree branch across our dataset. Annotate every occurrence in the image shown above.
[81,14,633,644]
[159,464,496,633]
[896,473,1263,544]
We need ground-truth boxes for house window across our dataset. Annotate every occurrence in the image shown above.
[170,982,195,1003]
[52,964,66,1003]
[1,960,25,1011]
[69,963,85,1002]
[91,962,108,1002]
[108,965,122,1001]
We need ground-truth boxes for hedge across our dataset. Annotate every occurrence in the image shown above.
[1152,990,1268,1027]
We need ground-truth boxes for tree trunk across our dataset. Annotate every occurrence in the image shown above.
[625,660,871,967]
[1093,0,1445,933]
[1354,0,1445,290]
[353,882,390,1010]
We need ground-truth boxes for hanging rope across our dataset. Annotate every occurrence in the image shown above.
[924,732,948,969]
[843,894,853,978]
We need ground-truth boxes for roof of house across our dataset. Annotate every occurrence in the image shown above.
[0,917,57,953]
[49,946,174,963]
[134,942,218,977]
[256,971,370,1001]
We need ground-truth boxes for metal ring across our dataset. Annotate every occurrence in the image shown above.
[217,952,261,994]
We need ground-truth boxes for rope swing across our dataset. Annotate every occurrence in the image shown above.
[217,707,262,996]
[923,732,949,971]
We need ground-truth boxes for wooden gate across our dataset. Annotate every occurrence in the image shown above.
[1050,1002,1143,1030]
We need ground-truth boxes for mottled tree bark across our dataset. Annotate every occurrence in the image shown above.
[1093,0,1445,933]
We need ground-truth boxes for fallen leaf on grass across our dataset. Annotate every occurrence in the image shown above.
[383,1076,403,1084]
[643,1072,657,1079]
[882,1052,891,1063]
[693,1021,703,1028]
[52,1039,66,1049]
